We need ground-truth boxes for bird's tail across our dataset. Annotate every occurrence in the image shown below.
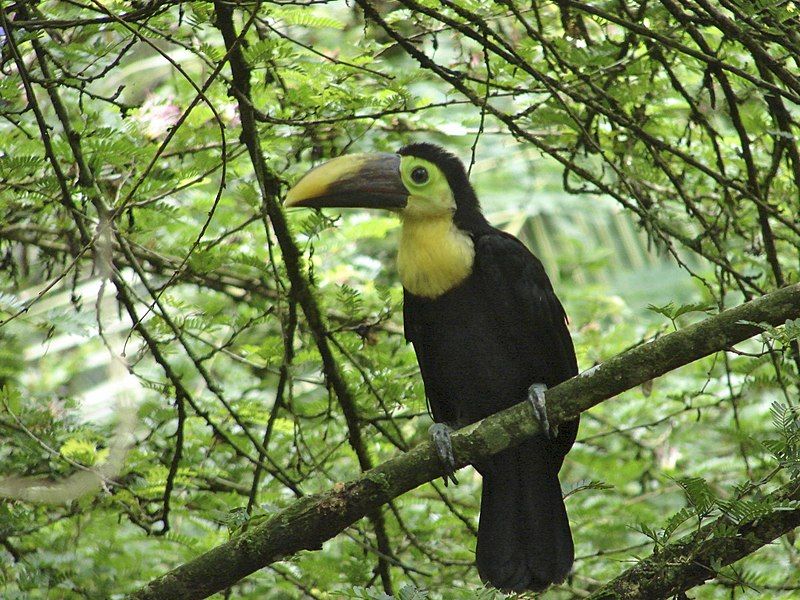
[475,438,573,592]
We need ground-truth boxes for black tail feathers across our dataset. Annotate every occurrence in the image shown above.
[475,440,573,592]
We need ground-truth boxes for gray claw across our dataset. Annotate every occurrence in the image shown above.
[527,383,558,440]
[428,422,459,486]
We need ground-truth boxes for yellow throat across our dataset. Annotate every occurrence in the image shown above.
[397,215,475,299]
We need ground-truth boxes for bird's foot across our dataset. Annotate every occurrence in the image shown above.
[527,383,559,440]
[429,422,459,486]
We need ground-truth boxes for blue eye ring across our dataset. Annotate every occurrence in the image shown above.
[411,166,429,184]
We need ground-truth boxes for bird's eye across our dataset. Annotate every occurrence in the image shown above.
[410,166,429,185]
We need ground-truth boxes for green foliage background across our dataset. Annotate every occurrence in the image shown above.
[1,0,799,598]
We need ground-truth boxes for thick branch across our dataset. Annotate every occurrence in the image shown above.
[129,282,800,600]
[588,478,800,599]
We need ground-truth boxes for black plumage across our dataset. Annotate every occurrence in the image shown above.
[399,143,580,592]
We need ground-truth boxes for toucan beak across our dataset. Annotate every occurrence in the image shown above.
[285,153,408,210]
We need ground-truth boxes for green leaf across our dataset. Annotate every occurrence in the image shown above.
[60,438,101,467]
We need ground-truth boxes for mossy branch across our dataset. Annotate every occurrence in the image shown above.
[588,477,800,599]
[129,282,800,600]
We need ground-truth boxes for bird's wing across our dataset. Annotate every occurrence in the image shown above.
[474,230,578,385]
[473,231,580,589]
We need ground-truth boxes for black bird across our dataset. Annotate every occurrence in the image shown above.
[285,143,579,592]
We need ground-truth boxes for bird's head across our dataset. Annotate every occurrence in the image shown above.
[285,143,488,231]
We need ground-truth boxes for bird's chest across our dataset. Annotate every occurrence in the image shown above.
[409,276,510,361]
[406,275,530,420]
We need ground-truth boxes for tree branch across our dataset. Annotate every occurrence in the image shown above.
[588,477,800,599]
[129,282,800,600]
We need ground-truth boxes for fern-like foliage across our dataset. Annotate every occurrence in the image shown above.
[763,403,800,476]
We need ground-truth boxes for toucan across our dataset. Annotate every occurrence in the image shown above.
[285,143,579,592]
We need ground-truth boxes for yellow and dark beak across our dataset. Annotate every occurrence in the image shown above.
[285,153,408,210]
